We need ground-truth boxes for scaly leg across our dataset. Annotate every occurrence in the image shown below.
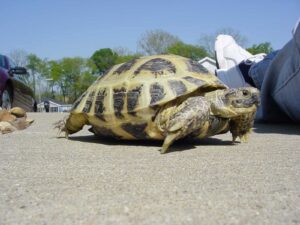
[230,111,256,143]
[158,96,210,154]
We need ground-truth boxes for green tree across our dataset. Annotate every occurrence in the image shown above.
[76,71,97,94]
[48,60,64,100]
[49,58,96,103]
[91,48,118,74]
[115,53,143,64]
[113,47,143,64]
[60,57,84,102]
[166,42,208,60]
[247,42,273,55]
[26,54,49,97]
[138,29,180,55]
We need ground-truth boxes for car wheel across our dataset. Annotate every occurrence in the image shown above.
[1,85,13,110]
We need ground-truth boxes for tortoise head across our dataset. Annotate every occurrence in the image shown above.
[209,87,260,118]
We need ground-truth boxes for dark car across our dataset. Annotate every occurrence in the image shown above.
[0,54,37,112]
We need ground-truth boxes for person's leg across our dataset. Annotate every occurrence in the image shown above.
[215,35,266,88]
[214,24,300,122]
[215,35,253,69]
[248,51,279,89]
[260,22,300,122]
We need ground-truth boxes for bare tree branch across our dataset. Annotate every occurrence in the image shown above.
[137,29,181,55]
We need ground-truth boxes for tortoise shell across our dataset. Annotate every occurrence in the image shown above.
[73,55,225,114]
[69,54,227,139]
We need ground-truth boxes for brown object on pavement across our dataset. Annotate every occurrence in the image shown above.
[10,107,27,118]
[0,107,34,134]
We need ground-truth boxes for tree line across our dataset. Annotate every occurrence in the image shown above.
[9,29,273,104]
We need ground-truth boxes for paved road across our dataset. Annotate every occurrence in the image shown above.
[0,113,299,225]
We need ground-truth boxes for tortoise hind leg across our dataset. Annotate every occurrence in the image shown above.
[159,96,210,154]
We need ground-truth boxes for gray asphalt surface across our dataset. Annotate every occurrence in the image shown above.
[0,113,299,225]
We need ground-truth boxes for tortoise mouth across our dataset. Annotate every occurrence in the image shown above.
[232,96,260,108]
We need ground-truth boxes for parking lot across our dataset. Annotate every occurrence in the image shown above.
[0,113,299,225]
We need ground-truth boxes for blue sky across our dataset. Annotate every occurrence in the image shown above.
[1,0,299,60]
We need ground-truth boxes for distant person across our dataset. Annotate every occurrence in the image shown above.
[44,101,50,113]
[214,18,300,123]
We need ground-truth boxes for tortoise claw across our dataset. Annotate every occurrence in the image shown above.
[161,133,178,154]
[53,118,68,137]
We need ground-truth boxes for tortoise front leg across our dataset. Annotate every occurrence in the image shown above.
[158,96,210,154]
[229,111,256,143]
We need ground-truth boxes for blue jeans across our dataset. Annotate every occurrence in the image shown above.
[249,26,300,123]
[249,51,279,90]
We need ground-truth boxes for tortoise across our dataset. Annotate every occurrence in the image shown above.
[56,54,260,153]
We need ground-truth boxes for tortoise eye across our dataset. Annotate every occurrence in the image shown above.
[242,90,249,96]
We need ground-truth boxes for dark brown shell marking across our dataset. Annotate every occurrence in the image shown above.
[95,88,107,121]
[113,58,139,75]
[92,126,122,139]
[134,58,176,76]
[183,76,205,86]
[150,83,165,105]
[127,85,143,115]
[83,91,95,113]
[186,59,209,74]
[168,80,187,96]
[113,87,126,118]
[121,123,149,139]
